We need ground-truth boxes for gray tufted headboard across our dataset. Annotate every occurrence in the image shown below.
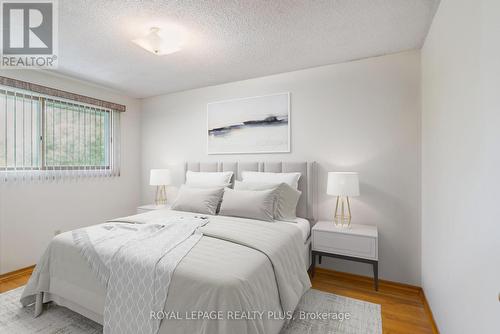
[184,161,317,221]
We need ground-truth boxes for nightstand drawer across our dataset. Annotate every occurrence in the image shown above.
[313,231,377,260]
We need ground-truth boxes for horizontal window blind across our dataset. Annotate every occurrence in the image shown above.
[0,86,120,182]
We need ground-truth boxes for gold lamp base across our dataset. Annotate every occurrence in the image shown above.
[333,196,352,228]
[155,185,167,205]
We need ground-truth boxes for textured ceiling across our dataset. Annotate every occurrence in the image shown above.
[54,0,439,98]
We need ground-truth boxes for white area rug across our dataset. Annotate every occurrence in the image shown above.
[1,287,382,334]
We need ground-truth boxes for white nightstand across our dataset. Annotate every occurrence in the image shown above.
[311,221,379,290]
[137,204,170,214]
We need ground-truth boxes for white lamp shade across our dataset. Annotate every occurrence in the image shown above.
[327,172,360,196]
[149,169,171,186]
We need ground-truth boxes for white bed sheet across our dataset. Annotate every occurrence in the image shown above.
[278,217,311,243]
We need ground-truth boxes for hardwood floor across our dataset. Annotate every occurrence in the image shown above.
[0,266,34,293]
[0,265,438,333]
[312,268,438,333]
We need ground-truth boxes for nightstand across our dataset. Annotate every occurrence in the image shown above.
[311,221,379,290]
[137,204,170,214]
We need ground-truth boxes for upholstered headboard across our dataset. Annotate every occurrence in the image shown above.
[184,161,317,221]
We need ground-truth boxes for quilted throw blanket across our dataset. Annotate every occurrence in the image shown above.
[24,216,207,334]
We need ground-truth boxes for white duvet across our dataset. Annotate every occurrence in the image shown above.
[21,209,311,334]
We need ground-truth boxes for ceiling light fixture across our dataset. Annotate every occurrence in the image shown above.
[132,26,185,56]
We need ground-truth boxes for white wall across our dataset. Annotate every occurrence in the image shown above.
[141,51,422,285]
[421,0,500,332]
[0,71,142,274]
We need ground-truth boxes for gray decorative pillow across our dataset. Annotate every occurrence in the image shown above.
[234,181,302,221]
[181,183,228,213]
[218,188,276,222]
[275,183,302,221]
[171,185,224,215]
[233,181,280,214]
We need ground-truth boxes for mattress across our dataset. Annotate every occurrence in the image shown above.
[21,209,312,334]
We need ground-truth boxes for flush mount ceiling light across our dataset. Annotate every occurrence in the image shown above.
[132,26,185,56]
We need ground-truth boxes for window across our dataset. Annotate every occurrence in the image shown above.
[0,85,121,181]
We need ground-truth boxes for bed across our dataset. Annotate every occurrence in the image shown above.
[21,161,317,334]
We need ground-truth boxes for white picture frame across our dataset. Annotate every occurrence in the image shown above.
[207,92,290,155]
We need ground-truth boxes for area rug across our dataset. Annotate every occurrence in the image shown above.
[0,287,382,334]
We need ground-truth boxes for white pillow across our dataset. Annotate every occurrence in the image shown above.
[234,181,301,221]
[219,188,276,222]
[186,171,233,186]
[171,185,224,215]
[241,171,301,189]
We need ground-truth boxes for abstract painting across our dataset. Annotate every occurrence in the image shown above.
[207,92,290,154]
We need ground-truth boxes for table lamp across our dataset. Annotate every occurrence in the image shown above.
[327,172,360,228]
[150,169,171,205]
